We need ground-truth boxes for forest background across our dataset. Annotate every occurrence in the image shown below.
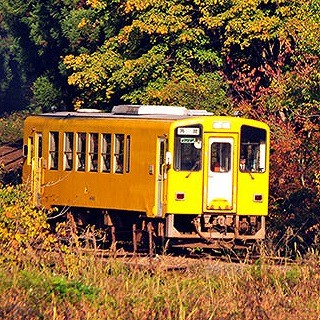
[1,0,320,255]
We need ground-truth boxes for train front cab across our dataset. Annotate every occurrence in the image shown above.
[165,117,269,247]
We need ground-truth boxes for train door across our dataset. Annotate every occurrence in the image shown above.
[31,132,43,207]
[155,137,167,217]
[204,136,235,211]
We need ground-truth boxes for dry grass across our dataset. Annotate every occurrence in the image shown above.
[0,248,319,320]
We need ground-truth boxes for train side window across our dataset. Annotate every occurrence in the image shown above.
[240,126,267,173]
[76,132,86,171]
[49,132,59,170]
[114,134,124,173]
[64,132,74,171]
[125,135,131,173]
[101,134,111,173]
[159,140,165,172]
[210,142,231,172]
[89,133,98,172]
[27,137,34,165]
[37,133,43,158]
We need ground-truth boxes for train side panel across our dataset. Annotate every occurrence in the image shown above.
[23,116,172,216]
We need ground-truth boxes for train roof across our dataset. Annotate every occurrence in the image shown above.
[27,105,269,131]
[36,105,214,120]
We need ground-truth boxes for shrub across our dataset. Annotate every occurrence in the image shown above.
[0,184,54,261]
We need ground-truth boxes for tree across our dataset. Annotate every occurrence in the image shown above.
[0,8,28,113]
[256,1,320,255]
[0,0,118,113]
[63,0,231,112]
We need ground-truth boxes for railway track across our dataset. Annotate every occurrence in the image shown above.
[74,245,292,274]
[0,141,23,184]
[71,248,237,273]
[0,141,23,169]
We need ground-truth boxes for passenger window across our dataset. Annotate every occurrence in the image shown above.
[89,133,98,172]
[114,134,124,173]
[49,132,59,170]
[125,135,131,173]
[210,142,231,172]
[240,126,267,173]
[37,133,43,158]
[64,132,74,171]
[101,134,111,173]
[27,137,34,165]
[159,139,166,172]
[76,132,86,171]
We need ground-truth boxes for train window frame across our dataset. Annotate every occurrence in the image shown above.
[174,125,202,172]
[76,132,86,171]
[114,134,124,174]
[101,133,111,173]
[240,125,267,173]
[64,132,74,171]
[49,131,59,170]
[89,133,98,172]
[210,142,231,173]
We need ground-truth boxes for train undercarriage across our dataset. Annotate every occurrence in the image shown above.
[52,207,265,255]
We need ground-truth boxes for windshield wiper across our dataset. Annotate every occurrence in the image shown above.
[186,161,200,178]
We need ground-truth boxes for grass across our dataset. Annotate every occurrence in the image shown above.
[0,249,319,320]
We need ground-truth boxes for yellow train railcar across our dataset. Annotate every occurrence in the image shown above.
[23,105,270,251]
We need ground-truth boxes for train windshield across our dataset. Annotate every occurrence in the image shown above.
[240,125,267,173]
[174,125,202,171]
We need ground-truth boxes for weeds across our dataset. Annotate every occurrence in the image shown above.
[1,241,320,319]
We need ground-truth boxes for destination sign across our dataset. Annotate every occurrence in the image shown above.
[177,127,200,136]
